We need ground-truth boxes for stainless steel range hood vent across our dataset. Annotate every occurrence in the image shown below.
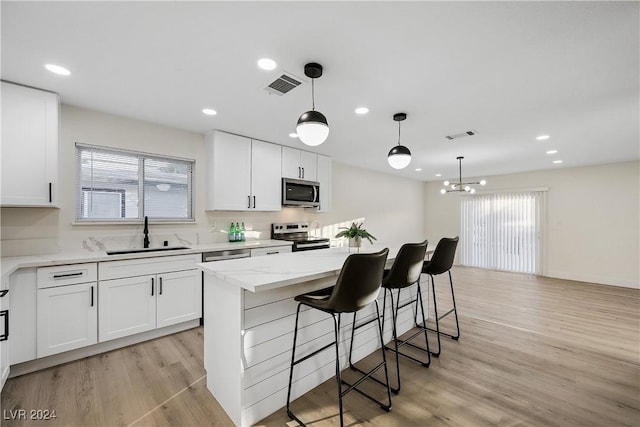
[264,71,303,95]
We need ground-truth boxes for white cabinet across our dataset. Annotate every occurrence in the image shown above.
[9,268,37,365]
[282,147,317,181]
[1,81,59,207]
[98,275,156,342]
[316,154,332,212]
[1,277,10,390]
[98,254,201,342]
[206,131,281,211]
[36,264,98,358]
[250,245,292,257]
[37,283,97,358]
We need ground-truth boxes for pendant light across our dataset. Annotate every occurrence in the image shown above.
[387,113,411,169]
[440,156,487,194]
[297,63,329,146]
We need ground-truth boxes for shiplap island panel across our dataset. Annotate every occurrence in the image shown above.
[199,244,432,426]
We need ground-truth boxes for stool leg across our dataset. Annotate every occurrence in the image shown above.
[286,303,303,422]
[413,282,431,367]
[374,299,393,410]
[448,271,461,340]
[430,274,442,357]
[333,313,344,427]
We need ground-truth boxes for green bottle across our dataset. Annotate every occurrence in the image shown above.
[240,222,246,242]
[235,222,240,242]
[229,222,236,242]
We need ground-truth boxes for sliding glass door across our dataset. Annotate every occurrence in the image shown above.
[460,192,544,274]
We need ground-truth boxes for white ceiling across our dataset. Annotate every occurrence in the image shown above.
[2,1,638,182]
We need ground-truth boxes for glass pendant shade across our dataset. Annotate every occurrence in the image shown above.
[387,145,412,169]
[296,110,329,146]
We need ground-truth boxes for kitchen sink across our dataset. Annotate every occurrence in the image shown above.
[106,246,191,255]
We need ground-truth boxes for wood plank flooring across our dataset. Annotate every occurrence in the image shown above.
[2,267,638,426]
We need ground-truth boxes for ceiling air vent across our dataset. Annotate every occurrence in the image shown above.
[445,129,479,141]
[264,71,303,96]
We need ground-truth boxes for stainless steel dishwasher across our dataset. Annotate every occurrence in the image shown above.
[200,248,251,325]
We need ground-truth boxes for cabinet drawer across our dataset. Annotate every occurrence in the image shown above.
[99,254,201,281]
[37,263,98,289]
[250,246,292,257]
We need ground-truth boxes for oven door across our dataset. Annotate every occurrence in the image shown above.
[282,178,320,207]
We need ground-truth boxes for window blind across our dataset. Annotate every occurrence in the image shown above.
[460,192,543,274]
[76,144,193,221]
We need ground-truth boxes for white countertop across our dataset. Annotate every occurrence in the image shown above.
[0,240,293,279]
[199,244,406,292]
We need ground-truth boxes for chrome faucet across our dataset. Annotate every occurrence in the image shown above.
[143,216,150,248]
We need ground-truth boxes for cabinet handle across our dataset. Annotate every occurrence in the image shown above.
[302,167,304,179]
[248,195,251,209]
[266,251,278,255]
[298,167,301,179]
[253,196,256,209]
[53,272,83,279]
[0,310,8,341]
[90,286,94,307]
[49,182,52,203]
[151,278,155,296]
[0,290,8,298]
[159,277,163,295]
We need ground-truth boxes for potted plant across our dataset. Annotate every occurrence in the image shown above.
[335,222,376,252]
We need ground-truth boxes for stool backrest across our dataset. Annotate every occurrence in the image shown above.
[423,237,459,275]
[383,240,428,289]
[325,248,389,313]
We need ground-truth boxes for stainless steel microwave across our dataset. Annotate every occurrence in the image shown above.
[282,178,320,208]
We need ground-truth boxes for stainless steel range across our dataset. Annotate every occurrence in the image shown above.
[271,222,330,251]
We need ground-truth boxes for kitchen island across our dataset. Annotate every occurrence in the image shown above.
[199,244,432,426]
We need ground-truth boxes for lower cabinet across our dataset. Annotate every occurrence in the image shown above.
[1,277,10,390]
[37,282,97,358]
[98,268,201,342]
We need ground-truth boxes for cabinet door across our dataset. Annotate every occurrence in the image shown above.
[316,155,332,212]
[281,146,302,179]
[251,140,282,211]
[206,131,252,210]
[156,270,201,329]
[0,278,9,390]
[299,151,318,182]
[1,82,59,207]
[37,282,97,357]
[99,276,156,342]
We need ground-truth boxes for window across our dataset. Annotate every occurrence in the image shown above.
[76,144,194,221]
[460,191,543,274]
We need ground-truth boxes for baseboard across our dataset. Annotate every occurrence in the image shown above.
[8,319,200,378]
[545,271,639,289]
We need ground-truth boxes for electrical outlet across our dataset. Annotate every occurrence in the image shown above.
[208,219,216,230]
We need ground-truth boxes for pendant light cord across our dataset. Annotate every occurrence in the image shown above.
[311,79,315,110]
[397,121,402,146]
[458,157,462,184]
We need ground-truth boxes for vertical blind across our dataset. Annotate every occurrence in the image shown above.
[76,144,193,221]
[460,192,543,274]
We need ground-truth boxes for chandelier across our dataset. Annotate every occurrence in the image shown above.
[441,156,486,194]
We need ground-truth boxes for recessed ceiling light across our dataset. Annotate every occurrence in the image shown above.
[415,168,422,172]
[553,160,563,164]
[44,64,71,76]
[202,108,217,116]
[257,58,277,71]
[536,135,550,141]
[546,150,558,155]
[355,107,369,115]
[435,173,442,177]
[289,133,298,138]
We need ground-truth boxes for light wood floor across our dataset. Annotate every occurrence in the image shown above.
[2,267,638,426]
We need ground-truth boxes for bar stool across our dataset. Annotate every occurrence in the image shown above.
[421,236,460,357]
[348,240,429,394]
[286,248,392,427]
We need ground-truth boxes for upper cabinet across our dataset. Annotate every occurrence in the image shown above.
[1,81,59,207]
[282,147,317,182]
[316,154,332,213]
[206,131,281,211]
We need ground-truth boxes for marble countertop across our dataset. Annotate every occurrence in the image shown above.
[0,240,293,279]
[199,244,406,292]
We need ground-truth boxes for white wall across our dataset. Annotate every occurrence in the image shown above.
[424,161,640,288]
[311,161,425,246]
[1,105,424,255]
